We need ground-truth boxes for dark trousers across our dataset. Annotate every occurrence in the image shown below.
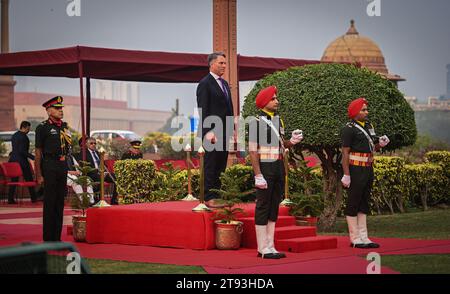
[255,160,284,225]
[204,150,229,201]
[8,160,37,202]
[344,165,374,216]
[42,159,68,241]
[90,172,118,204]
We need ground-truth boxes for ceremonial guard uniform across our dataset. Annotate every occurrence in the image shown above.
[249,86,303,259]
[341,97,390,249]
[35,96,72,241]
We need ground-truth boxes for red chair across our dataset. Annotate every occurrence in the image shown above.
[104,159,116,174]
[103,159,117,200]
[0,165,8,203]
[0,162,37,204]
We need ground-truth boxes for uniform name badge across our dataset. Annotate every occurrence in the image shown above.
[369,128,376,136]
[280,127,285,136]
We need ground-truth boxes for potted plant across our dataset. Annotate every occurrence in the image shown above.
[210,170,255,250]
[289,192,324,226]
[70,161,98,242]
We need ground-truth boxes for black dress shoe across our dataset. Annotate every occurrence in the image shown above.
[350,243,370,249]
[8,200,17,204]
[257,252,281,259]
[275,252,287,258]
[366,242,380,248]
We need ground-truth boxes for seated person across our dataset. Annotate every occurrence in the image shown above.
[67,153,95,205]
[121,140,143,160]
[76,137,119,205]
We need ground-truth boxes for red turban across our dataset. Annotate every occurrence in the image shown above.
[348,97,368,119]
[256,86,277,109]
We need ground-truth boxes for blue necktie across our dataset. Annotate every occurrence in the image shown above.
[92,151,100,167]
[218,78,231,110]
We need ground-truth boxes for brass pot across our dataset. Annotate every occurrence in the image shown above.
[215,220,243,250]
[72,215,87,242]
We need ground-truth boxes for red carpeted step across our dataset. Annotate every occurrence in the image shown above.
[238,215,296,227]
[241,225,317,249]
[275,226,317,240]
[239,216,298,248]
[276,236,338,253]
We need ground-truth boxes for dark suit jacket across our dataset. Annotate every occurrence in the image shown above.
[8,131,35,175]
[74,149,100,179]
[196,73,234,145]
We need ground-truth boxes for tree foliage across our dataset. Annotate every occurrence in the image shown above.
[242,63,416,150]
[242,63,417,230]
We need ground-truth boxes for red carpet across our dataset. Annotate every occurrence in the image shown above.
[2,206,450,273]
[86,201,337,252]
[86,201,218,249]
[204,255,400,274]
[1,222,450,272]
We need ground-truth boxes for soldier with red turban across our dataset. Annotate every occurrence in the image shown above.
[341,97,390,248]
[249,86,303,259]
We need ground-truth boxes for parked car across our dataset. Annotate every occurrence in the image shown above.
[90,130,142,142]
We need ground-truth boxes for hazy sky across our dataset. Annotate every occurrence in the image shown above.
[6,0,450,116]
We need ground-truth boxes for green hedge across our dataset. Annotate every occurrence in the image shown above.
[403,163,448,210]
[370,155,449,214]
[425,151,450,178]
[114,153,449,211]
[114,159,159,204]
[371,156,407,214]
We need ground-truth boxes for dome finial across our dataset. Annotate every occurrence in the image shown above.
[346,19,359,35]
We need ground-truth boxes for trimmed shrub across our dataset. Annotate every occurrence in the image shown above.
[372,156,407,214]
[403,163,448,210]
[114,159,158,204]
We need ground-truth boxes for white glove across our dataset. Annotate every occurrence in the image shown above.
[379,135,390,147]
[290,129,303,145]
[341,175,351,188]
[255,174,268,189]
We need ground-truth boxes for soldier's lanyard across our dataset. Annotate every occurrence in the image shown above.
[352,122,375,153]
[259,116,285,149]
[59,126,72,160]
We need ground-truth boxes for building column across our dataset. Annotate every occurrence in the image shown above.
[0,0,16,131]
[213,0,238,116]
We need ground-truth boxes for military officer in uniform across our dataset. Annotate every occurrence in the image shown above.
[35,96,72,241]
[121,140,143,160]
[249,86,303,259]
[341,97,390,249]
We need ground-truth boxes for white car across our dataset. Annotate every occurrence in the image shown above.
[90,130,142,142]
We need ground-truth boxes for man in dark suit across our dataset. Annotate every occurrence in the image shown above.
[77,137,118,205]
[196,52,234,208]
[7,121,41,204]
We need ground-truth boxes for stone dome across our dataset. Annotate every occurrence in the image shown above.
[321,20,404,82]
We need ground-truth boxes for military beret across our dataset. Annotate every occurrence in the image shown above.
[42,96,64,109]
[256,86,277,109]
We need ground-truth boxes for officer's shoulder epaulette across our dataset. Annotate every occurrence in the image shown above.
[345,122,354,128]
[39,120,48,126]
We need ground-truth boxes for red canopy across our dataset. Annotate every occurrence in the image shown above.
[0,45,322,82]
[0,45,333,159]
